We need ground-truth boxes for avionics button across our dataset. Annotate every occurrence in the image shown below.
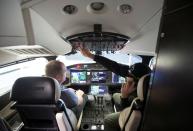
[101,125,104,130]
[91,125,97,130]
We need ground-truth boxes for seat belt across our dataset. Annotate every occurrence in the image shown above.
[63,106,75,131]
[121,108,134,131]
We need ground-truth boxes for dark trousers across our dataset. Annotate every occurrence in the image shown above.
[104,112,121,131]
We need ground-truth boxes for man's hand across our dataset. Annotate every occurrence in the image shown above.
[75,90,84,105]
[78,46,94,59]
[121,77,136,98]
[75,89,84,96]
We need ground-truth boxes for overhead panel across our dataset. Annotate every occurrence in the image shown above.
[66,24,130,55]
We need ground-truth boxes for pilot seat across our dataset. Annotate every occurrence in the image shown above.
[118,74,150,131]
[10,77,77,131]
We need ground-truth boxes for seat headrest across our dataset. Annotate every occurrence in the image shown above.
[10,77,61,104]
[137,74,150,101]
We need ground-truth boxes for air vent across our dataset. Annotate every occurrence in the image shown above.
[0,45,54,56]
[118,4,132,14]
[63,5,78,15]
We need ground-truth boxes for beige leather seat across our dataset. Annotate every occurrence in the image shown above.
[119,74,150,131]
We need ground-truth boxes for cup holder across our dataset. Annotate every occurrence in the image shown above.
[82,124,90,130]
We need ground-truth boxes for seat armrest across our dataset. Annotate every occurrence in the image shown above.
[56,112,68,131]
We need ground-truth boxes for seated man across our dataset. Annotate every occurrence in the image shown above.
[79,47,151,110]
[104,77,136,131]
[78,47,151,131]
[45,60,88,119]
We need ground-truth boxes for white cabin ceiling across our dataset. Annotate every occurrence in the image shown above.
[25,0,164,55]
[0,0,164,61]
[29,0,163,38]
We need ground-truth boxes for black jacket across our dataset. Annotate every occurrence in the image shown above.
[94,55,130,77]
[94,55,136,108]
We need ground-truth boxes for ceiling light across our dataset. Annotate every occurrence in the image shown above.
[87,2,107,14]
[90,2,105,11]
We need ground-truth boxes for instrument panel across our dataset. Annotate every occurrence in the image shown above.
[68,64,119,130]
[67,63,125,95]
[68,63,126,85]
[70,69,125,84]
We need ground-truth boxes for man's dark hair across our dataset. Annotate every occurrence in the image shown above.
[129,63,151,80]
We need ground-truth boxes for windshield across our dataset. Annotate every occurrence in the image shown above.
[0,53,142,96]
[56,52,142,67]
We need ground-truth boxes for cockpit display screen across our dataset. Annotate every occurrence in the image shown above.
[70,70,87,83]
[112,73,126,83]
[90,85,108,95]
[91,71,107,83]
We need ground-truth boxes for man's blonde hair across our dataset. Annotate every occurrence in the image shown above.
[45,60,65,78]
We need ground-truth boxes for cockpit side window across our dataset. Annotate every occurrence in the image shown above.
[0,58,48,96]
[149,57,156,70]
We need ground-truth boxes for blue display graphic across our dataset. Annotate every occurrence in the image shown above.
[90,85,108,95]
[71,71,87,83]
[91,71,106,83]
[112,73,126,83]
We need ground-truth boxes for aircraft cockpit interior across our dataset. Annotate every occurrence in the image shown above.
[0,0,155,129]
[1,0,192,131]
[59,57,152,131]
[0,53,153,131]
